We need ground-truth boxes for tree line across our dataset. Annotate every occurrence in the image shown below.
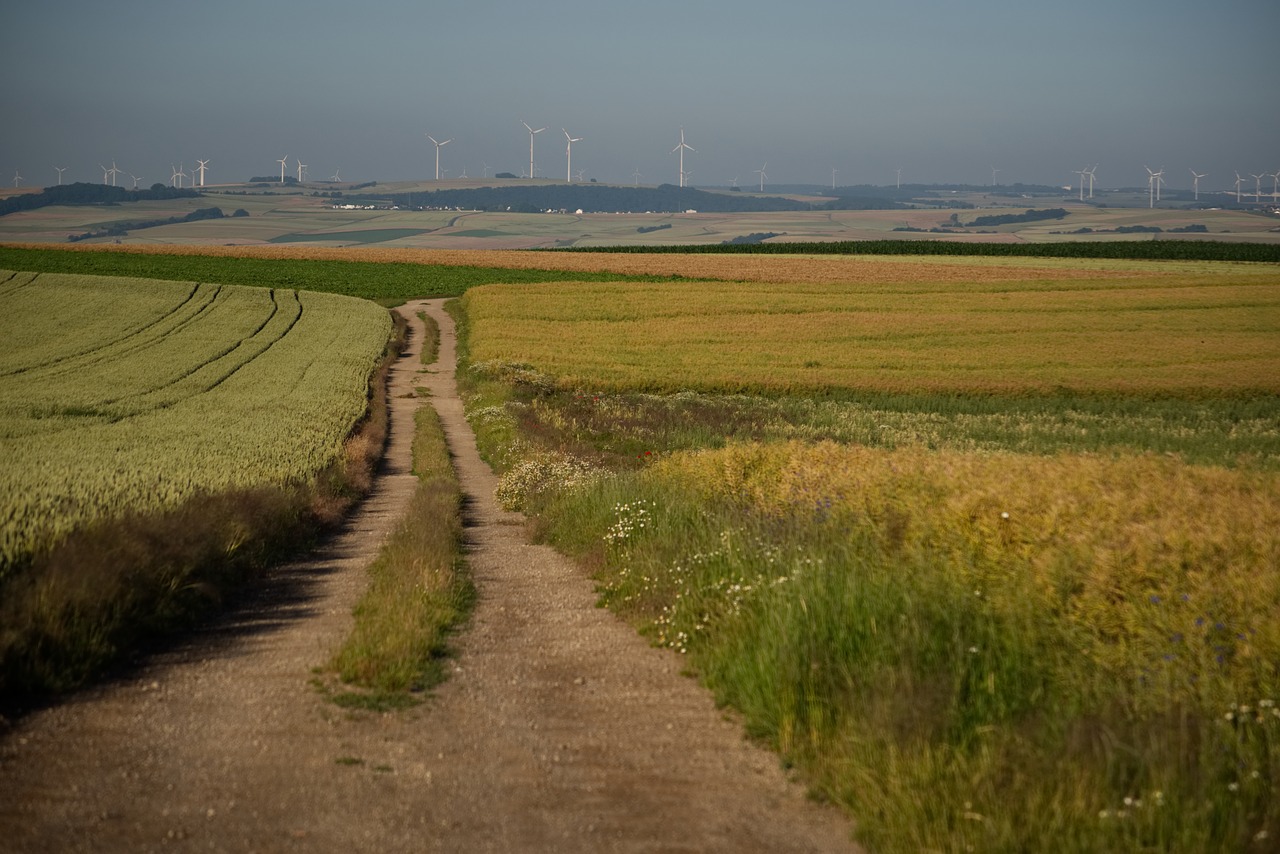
[0,182,201,217]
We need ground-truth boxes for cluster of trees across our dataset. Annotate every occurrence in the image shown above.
[722,232,783,244]
[568,239,1280,262]
[1064,224,1209,235]
[343,184,816,214]
[68,207,241,242]
[636,223,672,233]
[0,183,200,217]
[963,208,1069,227]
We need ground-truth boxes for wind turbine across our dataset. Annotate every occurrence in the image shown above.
[1271,170,1280,201]
[991,166,1000,186]
[831,167,838,189]
[1189,169,1206,201]
[895,168,902,189]
[755,163,768,192]
[1085,166,1098,199]
[671,127,695,188]
[12,171,22,188]
[729,176,740,188]
[563,129,582,182]
[278,155,289,183]
[1250,173,1265,203]
[196,158,209,187]
[296,160,307,182]
[331,168,341,182]
[1073,169,1087,202]
[130,174,143,189]
[1234,172,1244,203]
[54,166,67,185]
[1144,166,1163,208]
[522,122,546,181]
[632,168,642,187]
[427,135,451,181]
[101,161,122,186]
[482,162,489,178]
[171,163,187,188]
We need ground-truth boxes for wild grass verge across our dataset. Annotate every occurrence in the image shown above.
[0,312,407,707]
[322,404,472,711]
[453,312,1279,851]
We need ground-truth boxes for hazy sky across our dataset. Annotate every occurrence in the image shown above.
[3,0,1278,192]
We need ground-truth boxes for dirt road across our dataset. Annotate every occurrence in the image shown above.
[0,299,859,852]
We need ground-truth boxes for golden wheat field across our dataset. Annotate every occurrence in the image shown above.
[461,273,1280,396]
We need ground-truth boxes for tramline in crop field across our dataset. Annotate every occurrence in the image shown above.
[0,270,390,577]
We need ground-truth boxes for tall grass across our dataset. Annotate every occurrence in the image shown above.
[533,443,1280,852]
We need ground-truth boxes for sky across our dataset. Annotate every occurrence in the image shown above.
[3,0,1278,193]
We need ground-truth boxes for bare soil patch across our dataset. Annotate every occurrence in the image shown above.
[0,300,858,852]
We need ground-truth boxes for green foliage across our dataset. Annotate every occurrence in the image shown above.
[68,207,227,241]
[0,182,201,216]
[558,239,1280,262]
[0,246,661,301]
[963,207,1069,227]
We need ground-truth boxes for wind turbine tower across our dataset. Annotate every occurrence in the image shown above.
[1144,166,1164,208]
[755,163,768,192]
[1085,166,1097,199]
[54,166,67,185]
[1251,173,1265,203]
[297,160,307,182]
[522,122,546,180]
[832,167,839,189]
[196,159,209,187]
[1234,172,1243,203]
[427,135,451,181]
[991,166,1000,186]
[671,127,695,188]
[278,156,289,183]
[563,129,582,182]
[1073,169,1087,202]
[1190,169,1206,201]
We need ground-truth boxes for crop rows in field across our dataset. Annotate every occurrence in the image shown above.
[0,270,391,576]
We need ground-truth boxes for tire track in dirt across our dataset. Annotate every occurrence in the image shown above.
[0,299,859,853]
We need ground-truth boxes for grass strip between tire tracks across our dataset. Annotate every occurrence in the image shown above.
[323,317,473,712]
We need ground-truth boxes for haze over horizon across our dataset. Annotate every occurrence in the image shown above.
[3,0,1277,195]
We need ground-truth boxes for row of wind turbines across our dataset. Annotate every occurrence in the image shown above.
[1065,165,1280,208]
[429,122,777,193]
[37,159,214,190]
